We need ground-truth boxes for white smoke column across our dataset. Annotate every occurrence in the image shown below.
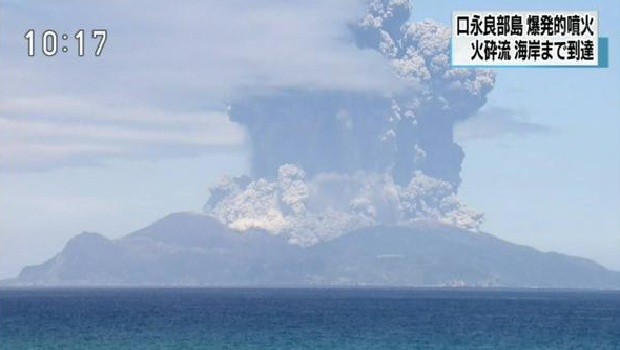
[205,0,492,242]
[206,165,481,245]
[278,164,309,216]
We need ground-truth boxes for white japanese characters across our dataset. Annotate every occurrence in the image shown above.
[452,12,599,67]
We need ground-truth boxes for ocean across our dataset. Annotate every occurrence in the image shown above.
[1,288,619,349]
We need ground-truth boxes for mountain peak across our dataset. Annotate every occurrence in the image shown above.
[6,214,620,288]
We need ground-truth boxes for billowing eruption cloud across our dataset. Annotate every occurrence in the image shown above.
[205,164,482,246]
[205,0,495,244]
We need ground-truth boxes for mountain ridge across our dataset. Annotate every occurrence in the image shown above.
[4,212,620,289]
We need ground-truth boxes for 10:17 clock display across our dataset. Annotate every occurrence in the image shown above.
[24,29,107,57]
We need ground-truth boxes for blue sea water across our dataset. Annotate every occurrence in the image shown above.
[1,288,619,349]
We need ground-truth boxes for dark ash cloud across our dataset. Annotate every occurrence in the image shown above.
[205,0,496,243]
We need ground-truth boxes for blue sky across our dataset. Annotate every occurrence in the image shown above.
[412,0,620,273]
[1,0,618,278]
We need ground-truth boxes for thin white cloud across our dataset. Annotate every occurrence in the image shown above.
[0,0,399,172]
[0,117,243,145]
[454,107,552,142]
[0,121,245,171]
[0,96,228,126]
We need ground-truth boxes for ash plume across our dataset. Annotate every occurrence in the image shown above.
[205,164,482,246]
[205,0,495,244]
